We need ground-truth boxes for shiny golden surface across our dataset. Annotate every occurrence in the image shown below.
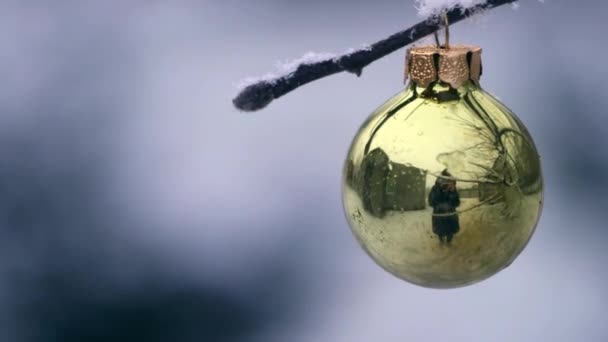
[342,81,543,288]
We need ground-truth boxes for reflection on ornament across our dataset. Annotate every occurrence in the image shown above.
[342,44,543,288]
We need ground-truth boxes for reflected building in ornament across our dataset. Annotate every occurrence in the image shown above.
[346,148,427,218]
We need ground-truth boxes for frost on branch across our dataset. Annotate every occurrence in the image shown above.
[415,0,545,17]
[234,46,372,111]
[414,0,488,17]
[236,47,371,92]
[236,52,336,91]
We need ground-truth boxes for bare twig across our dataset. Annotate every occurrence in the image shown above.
[233,0,517,112]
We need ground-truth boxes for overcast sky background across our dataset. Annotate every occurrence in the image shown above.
[0,1,607,341]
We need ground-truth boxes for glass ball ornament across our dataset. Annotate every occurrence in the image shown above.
[342,45,543,288]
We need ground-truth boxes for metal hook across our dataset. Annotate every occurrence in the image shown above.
[443,12,450,49]
[434,12,451,49]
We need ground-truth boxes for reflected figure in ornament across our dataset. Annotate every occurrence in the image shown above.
[428,170,461,244]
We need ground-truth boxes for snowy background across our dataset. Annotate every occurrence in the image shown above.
[0,0,607,341]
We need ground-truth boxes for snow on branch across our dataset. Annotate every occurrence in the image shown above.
[415,0,488,17]
[233,0,517,112]
[236,52,338,92]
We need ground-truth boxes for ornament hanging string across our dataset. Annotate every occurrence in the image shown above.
[233,0,518,112]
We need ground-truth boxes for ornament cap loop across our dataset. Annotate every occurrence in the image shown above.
[405,45,482,89]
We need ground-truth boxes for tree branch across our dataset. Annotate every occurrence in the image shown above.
[233,0,517,112]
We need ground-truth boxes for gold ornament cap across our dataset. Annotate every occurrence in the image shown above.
[405,45,482,88]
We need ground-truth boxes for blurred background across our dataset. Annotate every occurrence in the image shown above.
[0,0,606,341]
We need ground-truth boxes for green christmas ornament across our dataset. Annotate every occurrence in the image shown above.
[342,43,543,288]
